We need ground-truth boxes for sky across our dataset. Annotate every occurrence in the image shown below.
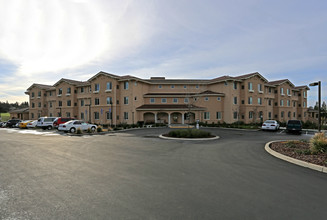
[0,0,326,107]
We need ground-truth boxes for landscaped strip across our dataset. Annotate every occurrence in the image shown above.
[265,141,327,173]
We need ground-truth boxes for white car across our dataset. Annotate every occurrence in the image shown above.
[58,120,97,133]
[26,120,38,128]
[37,117,58,130]
[261,120,280,131]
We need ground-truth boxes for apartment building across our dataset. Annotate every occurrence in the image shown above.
[25,71,309,125]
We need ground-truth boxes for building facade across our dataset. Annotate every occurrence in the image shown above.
[25,72,309,125]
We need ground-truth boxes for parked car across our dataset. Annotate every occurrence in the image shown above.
[26,120,38,128]
[286,120,302,134]
[53,117,75,129]
[19,120,33,129]
[36,117,58,130]
[58,120,97,133]
[6,119,22,128]
[0,121,7,128]
[261,120,280,131]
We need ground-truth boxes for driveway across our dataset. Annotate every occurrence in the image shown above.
[0,127,325,219]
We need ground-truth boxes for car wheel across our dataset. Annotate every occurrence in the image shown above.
[70,127,76,133]
[91,126,96,132]
[47,126,52,130]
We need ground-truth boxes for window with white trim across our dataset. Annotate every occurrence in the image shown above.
[173,98,178,103]
[124,97,129,105]
[216,112,222,120]
[204,112,210,120]
[150,98,155,103]
[161,98,167,103]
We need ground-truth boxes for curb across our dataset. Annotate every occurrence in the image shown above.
[265,141,327,173]
[159,135,220,141]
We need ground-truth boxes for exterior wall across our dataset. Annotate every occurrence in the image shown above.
[55,82,78,118]
[29,87,48,120]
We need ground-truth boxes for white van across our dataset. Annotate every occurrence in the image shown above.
[37,117,58,130]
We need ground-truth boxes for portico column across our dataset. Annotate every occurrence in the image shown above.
[168,113,171,125]
[182,113,185,124]
[154,113,157,123]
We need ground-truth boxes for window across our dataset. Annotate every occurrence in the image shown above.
[106,82,112,91]
[58,101,62,107]
[269,87,272,93]
[49,91,52,96]
[95,98,100,105]
[204,112,210,120]
[81,99,84,106]
[224,81,228,86]
[303,101,306,107]
[288,111,291,118]
[106,112,112,120]
[32,103,35,108]
[281,111,284,118]
[31,113,34,119]
[216,112,222,120]
[67,87,71,94]
[268,99,272,106]
[161,98,167,103]
[204,97,209,101]
[124,112,128,120]
[58,88,62,95]
[124,97,129,105]
[158,85,162,89]
[303,91,306,98]
[107,97,112,105]
[280,100,284,106]
[268,112,272,119]
[233,82,237,90]
[38,91,41,97]
[287,88,290,96]
[38,102,41,107]
[242,100,245,104]
[124,81,129,90]
[94,83,100,92]
[49,102,52,108]
[280,87,284,95]
[66,112,71,117]
[173,98,178,103]
[94,112,99,120]
[150,98,155,103]
[67,100,71,106]
[248,82,253,91]
[184,85,187,89]
[233,97,237,104]
[258,97,262,105]
[258,84,262,92]
[196,85,199,89]
[81,112,84,120]
[81,87,84,93]
[32,92,35,98]
[171,85,175,89]
[217,97,221,101]
[134,96,137,101]
[287,100,290,106]
[248,97,253,104]
[233,112,238,119]
[293,112,296,117]
[249,111,253,119]
[184,98,189,103]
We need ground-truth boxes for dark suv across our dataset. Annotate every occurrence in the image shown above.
[53,117,75,129]
[6,119,21,128]
[286,120,302,134]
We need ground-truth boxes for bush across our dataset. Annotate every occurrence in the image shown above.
[76,128,82,134]
[310,133,327,153]
[97,126,103,132]
[167,129,212,138]
[87,128,92,133]
[285,140,298,148]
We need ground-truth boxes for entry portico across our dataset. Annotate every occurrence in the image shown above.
[136,104,205,125]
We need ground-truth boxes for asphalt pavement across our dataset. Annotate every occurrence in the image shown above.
[0,127,326,220]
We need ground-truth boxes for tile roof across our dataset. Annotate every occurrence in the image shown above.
[53,78,89,87]
[26,83,55,91]
[136,104,205,110]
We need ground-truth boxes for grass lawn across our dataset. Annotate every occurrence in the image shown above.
[0,113,10,121]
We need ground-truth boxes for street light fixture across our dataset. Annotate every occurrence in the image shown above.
[309,81,321,132]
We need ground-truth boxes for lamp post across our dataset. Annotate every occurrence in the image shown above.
[309,81,321,132]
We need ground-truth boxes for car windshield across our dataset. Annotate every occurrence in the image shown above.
[264,120,275,123]
[288,120,301,124]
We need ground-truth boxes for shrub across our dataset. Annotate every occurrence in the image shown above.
[285,140,298,148]
[310,133,327,153]
[76,128,82,134]
[97,126,103,132]
[167,129,212,138]
[87,128,92,133]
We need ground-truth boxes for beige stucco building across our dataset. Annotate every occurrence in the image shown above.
[25,71,309,125]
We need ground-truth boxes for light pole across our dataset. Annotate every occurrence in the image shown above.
[309,81,321,132]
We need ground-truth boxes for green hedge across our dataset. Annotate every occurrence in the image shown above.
[167,129,212,138]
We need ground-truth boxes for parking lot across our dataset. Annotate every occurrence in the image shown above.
[0,127,325,219]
